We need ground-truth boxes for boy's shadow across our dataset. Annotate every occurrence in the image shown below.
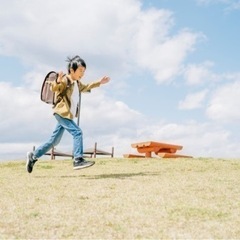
[35,172,160,179]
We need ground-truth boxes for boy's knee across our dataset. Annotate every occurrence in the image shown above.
[74,129,82,137]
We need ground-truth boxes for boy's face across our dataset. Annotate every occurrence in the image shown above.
[70,66,86,80]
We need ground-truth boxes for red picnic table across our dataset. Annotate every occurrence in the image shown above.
[124,141,192,158]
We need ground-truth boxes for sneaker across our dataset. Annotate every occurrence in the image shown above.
[26,152,38,173]
[73,158,95,170]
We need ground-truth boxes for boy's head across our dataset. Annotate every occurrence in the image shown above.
[67,55,86,80]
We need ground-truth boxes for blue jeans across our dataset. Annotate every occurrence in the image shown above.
[34,114,83,159]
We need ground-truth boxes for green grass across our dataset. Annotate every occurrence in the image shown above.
[0,157,240,239]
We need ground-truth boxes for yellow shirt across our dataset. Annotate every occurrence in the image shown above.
[51,75,101,119]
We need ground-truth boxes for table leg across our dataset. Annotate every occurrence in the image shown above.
[145,152,152,158]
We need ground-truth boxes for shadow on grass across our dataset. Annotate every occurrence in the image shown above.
[83,172,161,179]
[34,172,161,179]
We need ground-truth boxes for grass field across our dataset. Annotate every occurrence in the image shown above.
[0,157,240,239]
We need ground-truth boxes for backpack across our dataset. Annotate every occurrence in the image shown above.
[41,71,70,105]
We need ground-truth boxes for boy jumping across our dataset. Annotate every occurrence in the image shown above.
[26,55,110,173]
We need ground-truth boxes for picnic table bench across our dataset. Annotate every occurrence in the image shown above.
[158,153,192,158]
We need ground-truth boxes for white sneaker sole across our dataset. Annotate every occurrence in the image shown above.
[73,161,95,170]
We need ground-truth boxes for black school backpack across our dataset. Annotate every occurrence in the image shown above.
[41,71,70,105]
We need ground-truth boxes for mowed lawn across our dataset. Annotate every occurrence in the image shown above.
[0,157,240,239]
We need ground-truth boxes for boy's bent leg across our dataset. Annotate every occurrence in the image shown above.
[54,114,83,158]
[54,114,95,170]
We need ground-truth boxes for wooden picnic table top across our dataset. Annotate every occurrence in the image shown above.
[131,141,183,149]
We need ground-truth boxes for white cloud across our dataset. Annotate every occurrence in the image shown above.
[139,29,203,84]
[183,61,219,85]
[80,90,144,134]
[0,81,55,142]
[206,81,240,122]
[131,8,204,84]
[183,63,240,93]
[179,89,209,110]
[196,0,240,11]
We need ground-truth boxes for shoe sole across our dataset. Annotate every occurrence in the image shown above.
[73,161,95,170]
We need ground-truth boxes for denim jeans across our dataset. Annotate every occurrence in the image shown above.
[34,114,83,159]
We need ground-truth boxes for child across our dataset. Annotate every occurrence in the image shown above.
[26,55,110,173]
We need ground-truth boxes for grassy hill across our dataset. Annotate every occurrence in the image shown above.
[0,157,240,239]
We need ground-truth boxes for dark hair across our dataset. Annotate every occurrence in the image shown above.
[66,55,86,73]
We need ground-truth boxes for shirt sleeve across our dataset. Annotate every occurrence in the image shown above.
[51,76,68,93]
[78,81,101,93]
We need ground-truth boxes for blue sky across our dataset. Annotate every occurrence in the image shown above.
[0,0,240,160]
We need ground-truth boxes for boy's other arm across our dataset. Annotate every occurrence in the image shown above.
[51,72,67,92]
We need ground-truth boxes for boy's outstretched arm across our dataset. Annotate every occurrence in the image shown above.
[78,76,110,92]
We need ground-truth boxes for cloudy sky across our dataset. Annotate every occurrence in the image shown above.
[0,0,240,160]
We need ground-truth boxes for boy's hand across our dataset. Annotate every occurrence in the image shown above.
[100,76,110,84]
[57,71,64,83]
